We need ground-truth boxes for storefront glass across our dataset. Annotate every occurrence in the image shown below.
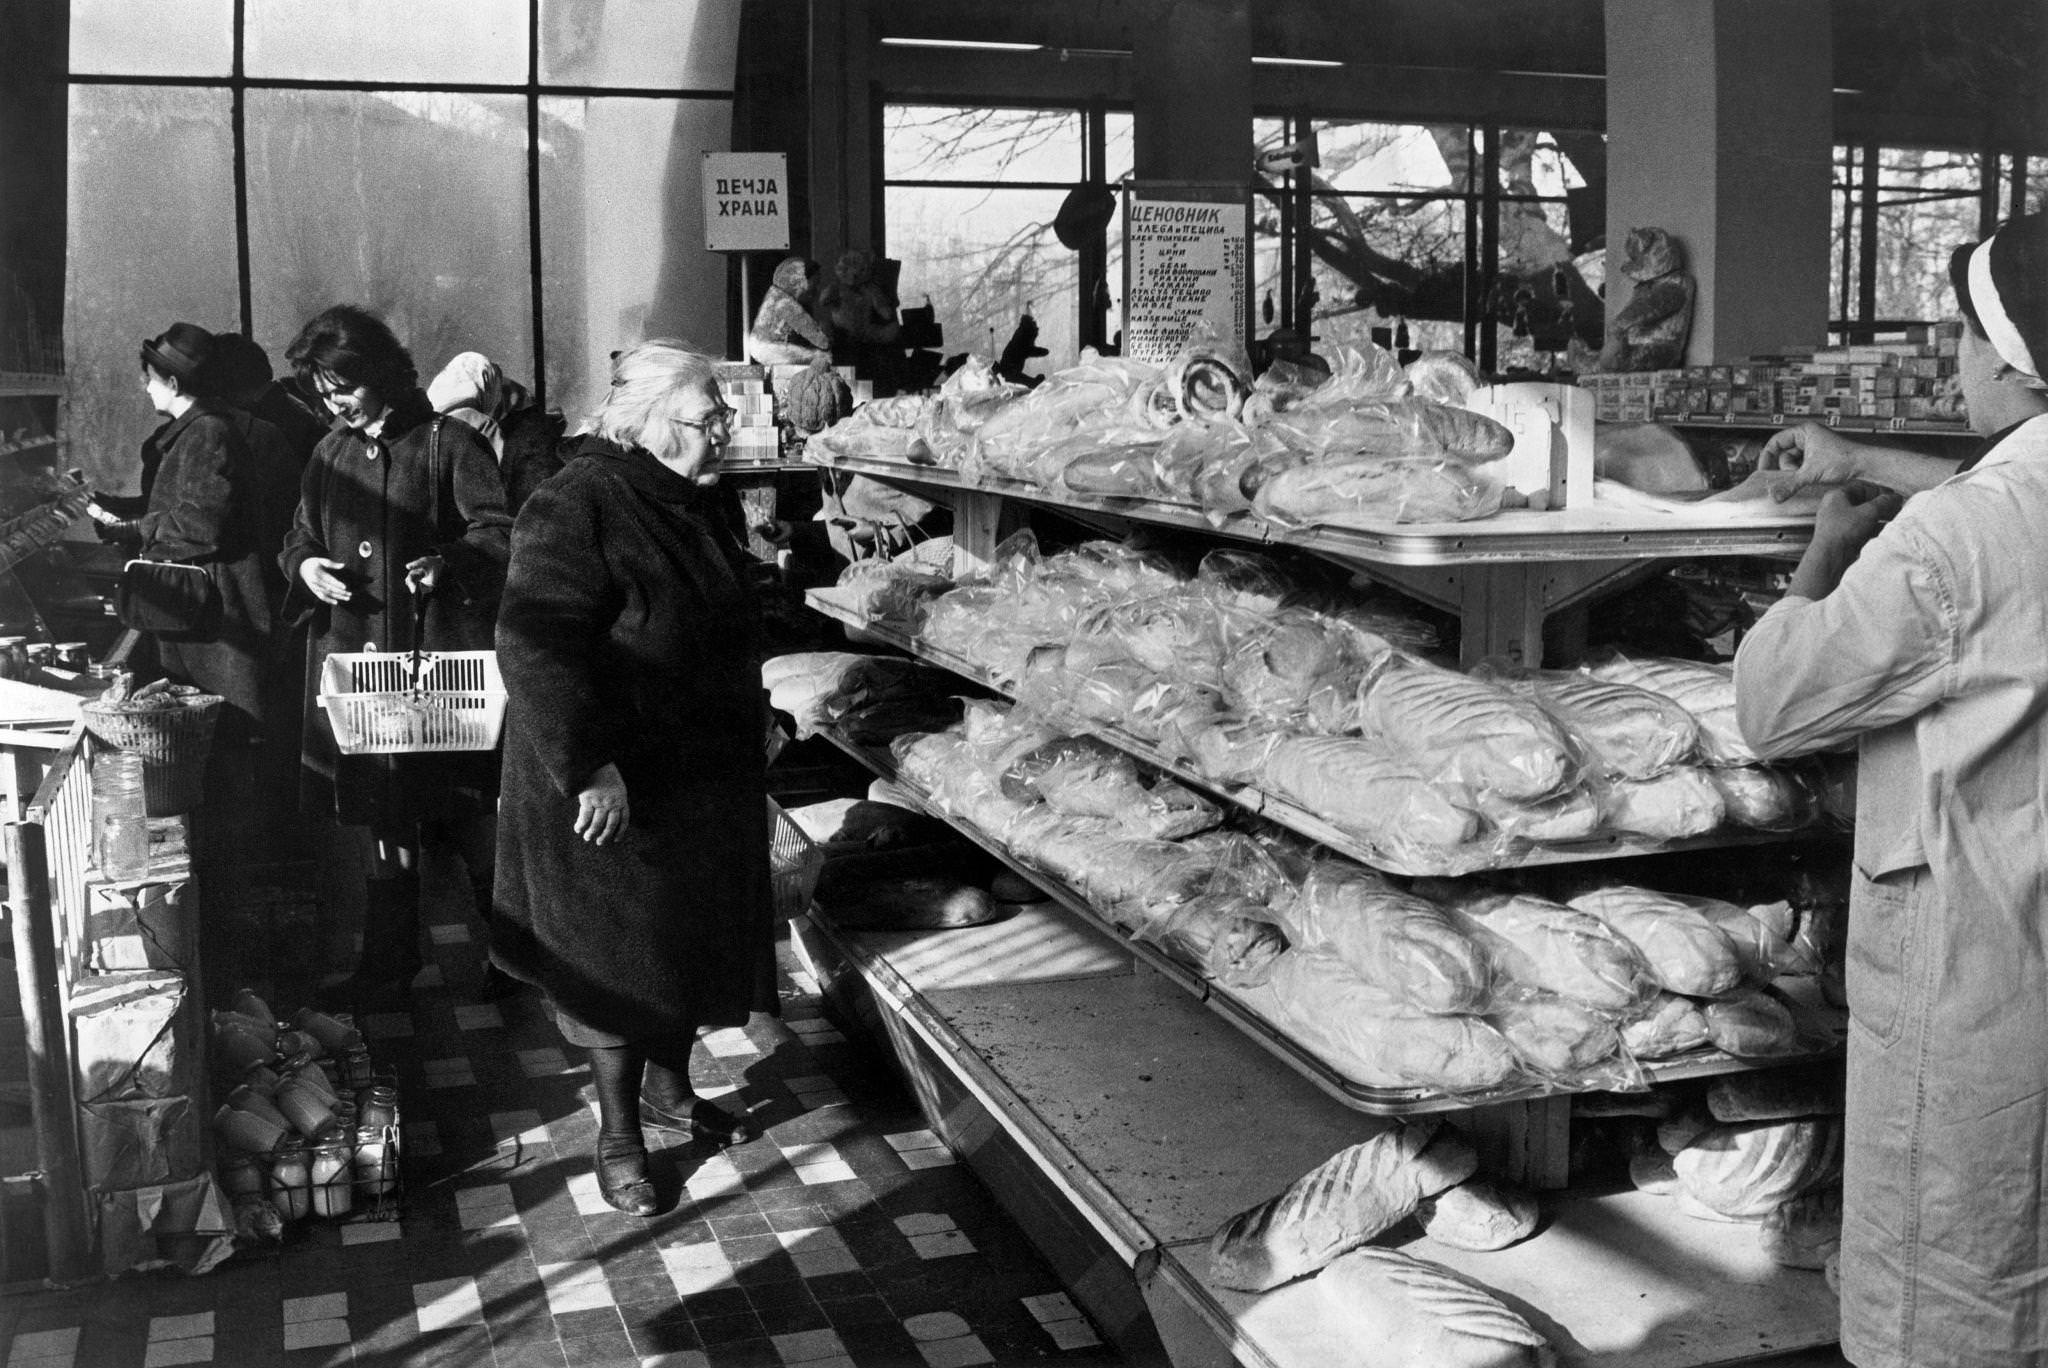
[69,0,231,77]
[244,0,527,84]
[539,0,741,92]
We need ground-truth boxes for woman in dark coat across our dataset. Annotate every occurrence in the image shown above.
[280,305,512,1010]
[87,322,284,750]
[489,340,776,1216]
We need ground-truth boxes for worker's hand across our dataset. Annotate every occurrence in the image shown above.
[404,553,445,595]
[1812,479,1903,557]
[751,519,794,548]
[574,763,629,845]
[300,557,352,605]
[84,500,120,527]
[1758,423,1863,499]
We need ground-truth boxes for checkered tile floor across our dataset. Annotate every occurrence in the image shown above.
[0,923,1118,1368]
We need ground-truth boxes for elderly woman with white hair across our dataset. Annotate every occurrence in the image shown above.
[487,340,775,1216]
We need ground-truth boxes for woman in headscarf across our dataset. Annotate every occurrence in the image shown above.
[427,351,566,516]
[281,306,512,1011]
[489,340,776,1215]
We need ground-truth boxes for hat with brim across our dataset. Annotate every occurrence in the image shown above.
[140,322,218,387]
[1053,182,1117,250]
[1949,211,2048,382]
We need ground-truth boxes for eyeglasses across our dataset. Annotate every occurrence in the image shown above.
[673,404,736,434]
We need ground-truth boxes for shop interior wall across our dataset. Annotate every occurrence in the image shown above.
[0,0,68,373]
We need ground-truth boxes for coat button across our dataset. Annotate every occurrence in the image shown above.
[358,540,374,559]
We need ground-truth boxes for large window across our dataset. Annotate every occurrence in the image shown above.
[882,104,1132,374]
[65,0,737,493]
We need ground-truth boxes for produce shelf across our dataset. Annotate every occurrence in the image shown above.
[813,724,1841,1118]
[805,589,1806,879]
[804,452,1815,566]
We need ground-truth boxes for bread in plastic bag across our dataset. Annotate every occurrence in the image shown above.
[1696,899,1818,982]
[1177,713,1286,785]
[1220,609,1374,731]
[1263,949,1521,1093]
[1620,992,1713,1059]
[1059,438,1173,500]
[1403,350,1484,407]
[1567,885,1746,999]
[1702,990,1804,1058]
[1673,1117,1842,1219]
[1265,397,1514,465]
[1146,889,1290,989]
[1293,864,1493,1015]
[1707,764,1815,830]
[1359,655,1578,802]
[1588,654,1758,766]
[1253,455,1506,527]
[1485,992,1642,1090]
[1593,766,1727,839]
[1475,786,1603,845]
[1490,668,1701,781]
[1257,734,1484,854]
[1443,890,1657,1014]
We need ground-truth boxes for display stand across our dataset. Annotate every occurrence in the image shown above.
[789,445,1843,1364]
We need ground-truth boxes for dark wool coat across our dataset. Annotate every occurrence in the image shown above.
[489,437,776,1040]
[279,392,511,825]
[133,401,285,738]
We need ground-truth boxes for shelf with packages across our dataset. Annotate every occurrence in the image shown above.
[803,450,1815,666]
[1658,412,1976,439]
[806,718,1838,1124]
[804,589,1799,881]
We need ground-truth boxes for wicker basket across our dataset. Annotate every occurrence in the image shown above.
[768,797,824,920]
[80,695,223,816]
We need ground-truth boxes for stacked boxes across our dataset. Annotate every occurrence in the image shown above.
[1582,322,1969,428]
[720,364,781,460]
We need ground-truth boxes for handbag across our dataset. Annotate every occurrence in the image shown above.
[117,558,221,636]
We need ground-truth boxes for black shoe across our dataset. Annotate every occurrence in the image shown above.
[640,1096,753,1147]
[595,1147,657,1217]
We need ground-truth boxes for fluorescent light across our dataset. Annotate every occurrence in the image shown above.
[1253,55,1344,68]
[881,37,1043,53]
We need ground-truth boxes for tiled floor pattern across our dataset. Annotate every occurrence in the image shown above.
[0,925,1116,1368]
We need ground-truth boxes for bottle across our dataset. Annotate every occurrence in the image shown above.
[268,1138,312,1221]
[359,1085,398,1131]
[353,1122,396,1198]
[91,750,149,882]
[310,1132,356,1217]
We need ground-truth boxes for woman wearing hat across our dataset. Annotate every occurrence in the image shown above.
[281,305,512,1011]
[1734,212,2048,1367]
[86,322,285,771]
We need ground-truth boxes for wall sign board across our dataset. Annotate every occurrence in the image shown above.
[1122,182,1249,364]
[702,151,791,252]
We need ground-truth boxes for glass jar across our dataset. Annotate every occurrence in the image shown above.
[91,750,149,882]
[359,1085,398,1131]
[268,1138,311,1221]
[218,1152,265,1197]
[310,1134,355,1217]
[353,1123,397,1198]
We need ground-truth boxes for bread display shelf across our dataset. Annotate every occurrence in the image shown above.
[814,724,1836,1118]
[806,452,1815,567]
[804,589,1800,879]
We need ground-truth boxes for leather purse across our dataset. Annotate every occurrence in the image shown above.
[116,559,221,637]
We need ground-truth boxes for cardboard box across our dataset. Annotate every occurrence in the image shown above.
[80,1095,202,1190]
[70,971,198,1103]
[86,876,194,975]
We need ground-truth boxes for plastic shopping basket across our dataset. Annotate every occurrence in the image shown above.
[318,648,506,755]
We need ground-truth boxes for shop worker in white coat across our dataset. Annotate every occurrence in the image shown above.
[1734,211,2048,1368]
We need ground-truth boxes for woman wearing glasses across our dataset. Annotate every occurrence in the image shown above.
[488,340,774,1215]
[280,305,513,1011]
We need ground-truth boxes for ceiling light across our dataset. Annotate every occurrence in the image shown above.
[880,38,1044,53]
[1253,55,1344,68]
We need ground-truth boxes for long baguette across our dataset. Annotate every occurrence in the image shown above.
[1314,1247,1556,1367]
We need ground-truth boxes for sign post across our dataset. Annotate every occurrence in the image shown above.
[1121,181,1250,365]
[702,151,793,345]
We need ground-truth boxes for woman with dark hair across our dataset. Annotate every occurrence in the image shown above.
[281,304,512,1010]
[86,321,283,775]
[489,339,775,1215]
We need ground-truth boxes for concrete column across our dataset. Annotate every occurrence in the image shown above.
[809,0,876,271]
[1606,0,1834,363]
[1130,0,1252,183]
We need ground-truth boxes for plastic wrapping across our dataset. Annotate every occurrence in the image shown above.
[1485,992,1644,1091]
[1280,586,1443,659]
[1056,436,1172,500]
[1403,350,1484,407]
[1475,785,1603,845]
[1074,588,1232,682]
[1588,654,1759,766]
[1485,667,1701,781]
[969,357,1161,482]
[819,559,953,630]
[1621,992,1714,1059]
[1150,890,1290,988]
[1253,455,1506,528]
[1593,765,1727,839]
[1264,949,1523,1094]
[1219,608,1375,733]
[1293,864,1493,1015]
[1707,764,1816,831]
[1702,990,1805,1058]
[1175,713,1286,785]
[1264,398,1514,466]
[1358,655,1578,803]
[1257,734,1485,858]
[1443,890,1658,1014]
[1164,337,1255,423]
[1194,548,1298,611]
[1567,886,1747,999]
[1697,899,1819,982]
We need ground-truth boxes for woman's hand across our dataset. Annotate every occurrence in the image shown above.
[1758,423,1864,498]
[1787,480,1903,601]
[404,552,446,595]
[574,763,629,845]
[300,556,352,604]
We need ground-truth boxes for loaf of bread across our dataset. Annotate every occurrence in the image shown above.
[1588,656,1758,766]
[1621,993,1712,1059]
[1417,1180,1540,1251]
[1594,766,1727,839]
[1207,1120,1477,1291]
[1296,865,1492,1014]
[1703,990,1803,1058]
[1515,670,1700,780]
[1568,886,1745,998]
[1259,734,1482,850]
[1705,1065,1844,1123]
[1708,764,1812,830]
[1486,993,1625,1079]
[1673,1118,1843,1219]
[1760,1187,1843,1270]
[1313,1248,1557,1368]
[1360,658,1576,801]
[1266,949,1521,1092]
[1253,455,1506,528]
[1447,892,1656,1013]
[1476,786,1604,844]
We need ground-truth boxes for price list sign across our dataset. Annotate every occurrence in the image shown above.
[1122,183,1249,365]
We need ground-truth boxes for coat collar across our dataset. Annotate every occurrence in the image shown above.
[577,434,714,508]
[151,397,225,447]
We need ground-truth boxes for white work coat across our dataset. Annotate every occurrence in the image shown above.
[1734,414,2048,1368]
